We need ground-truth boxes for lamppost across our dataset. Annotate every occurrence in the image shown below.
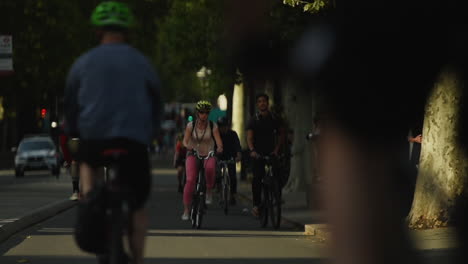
[196,66,211,94]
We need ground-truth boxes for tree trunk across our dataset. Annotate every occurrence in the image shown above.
[408,69,468,229]
[283,82,315,193]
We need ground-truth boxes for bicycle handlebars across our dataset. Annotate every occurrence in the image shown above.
[189,150,215,160]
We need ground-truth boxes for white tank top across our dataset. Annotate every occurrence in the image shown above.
[187,121,216,156]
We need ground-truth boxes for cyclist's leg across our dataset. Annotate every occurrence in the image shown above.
[183,155,198,214]
[130,208,148,264]
[251,160,265,215]
[125,140,151,264]
[204,157,217,203]
[204,157,216,189]
[71,160,80,190]
[228,163,237,202]
[79,162,101,197]
[272,164,282,198]
[77,140,105,197]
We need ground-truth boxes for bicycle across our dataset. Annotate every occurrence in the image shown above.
[98,148,133,264]
[257,154,282,229]
[216,158,236,215]
[189,150,215,229]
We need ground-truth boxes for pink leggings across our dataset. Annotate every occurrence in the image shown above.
[183,155,216,205]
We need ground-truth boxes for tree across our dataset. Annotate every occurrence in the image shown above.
[154,0,232,102]
[408,69,468,228]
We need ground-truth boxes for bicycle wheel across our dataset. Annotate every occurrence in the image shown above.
[109,203,126,264]
[260,185,269,228]
[191,195,198,228]
[196,193,205,229]
[270,179,282,229]
[222,167,230,215]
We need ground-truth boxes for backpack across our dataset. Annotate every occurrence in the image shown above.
[74,184,108,254]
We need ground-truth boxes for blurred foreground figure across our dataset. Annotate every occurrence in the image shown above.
[65,2,162,263]
[225,0,468,263]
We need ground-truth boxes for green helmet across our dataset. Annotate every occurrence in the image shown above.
[195,100,212,112]
[91,1,134,28]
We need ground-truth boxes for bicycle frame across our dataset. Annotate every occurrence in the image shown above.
[257,155,282,229]
[98,149,132,264]
[217,158,236,215]
[189,150,215,229]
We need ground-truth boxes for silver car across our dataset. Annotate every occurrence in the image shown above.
[14,136,60,178]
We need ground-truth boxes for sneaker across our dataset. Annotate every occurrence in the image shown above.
[181,212,190,221]
[251,206,259,218]
[206,193,213,205]
[69,192,79,201]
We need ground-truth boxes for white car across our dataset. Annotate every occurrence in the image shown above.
[14,136,60,178]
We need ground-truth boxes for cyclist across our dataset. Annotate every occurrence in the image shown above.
[173,133,187,193]
[64,2,162,264]
[181,100,223,220]
[59,122,80,201]
[217,116,242,205]
[246,93,285,217]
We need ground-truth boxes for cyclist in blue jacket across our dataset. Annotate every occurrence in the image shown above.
[64,2,162,263]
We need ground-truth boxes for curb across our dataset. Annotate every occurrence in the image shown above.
[0,199,77,243]
[305,224,330,240]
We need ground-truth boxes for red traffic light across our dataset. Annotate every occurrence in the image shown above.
[41,108,47,118]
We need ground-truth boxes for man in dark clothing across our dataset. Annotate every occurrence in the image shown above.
[246,93,284,217]
[217,117,242,204]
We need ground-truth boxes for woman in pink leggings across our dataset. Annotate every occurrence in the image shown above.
[181,100,223,220]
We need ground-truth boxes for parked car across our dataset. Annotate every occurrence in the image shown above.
[14,135,60,178]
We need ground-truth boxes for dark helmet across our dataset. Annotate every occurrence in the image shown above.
[217,116,229,127]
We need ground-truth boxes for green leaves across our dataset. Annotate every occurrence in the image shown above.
[283,0,331,14]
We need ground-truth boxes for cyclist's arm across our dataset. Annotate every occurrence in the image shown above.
[246,129,255,152]
[183,122,193,150]
[212,125,223,153]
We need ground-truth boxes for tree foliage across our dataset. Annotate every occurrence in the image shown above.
[154,0,228,102]
[0,0,314,135]
[283,0,333,14]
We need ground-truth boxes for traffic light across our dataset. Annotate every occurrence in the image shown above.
[41,108,47,118]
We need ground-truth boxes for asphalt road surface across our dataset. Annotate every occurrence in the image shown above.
[0,165,327,264]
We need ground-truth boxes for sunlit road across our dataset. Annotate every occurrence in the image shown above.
[0,165,327,264]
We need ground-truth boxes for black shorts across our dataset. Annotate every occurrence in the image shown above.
[77,138,151,210]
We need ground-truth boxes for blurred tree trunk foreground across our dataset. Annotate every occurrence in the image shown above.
[408,69,468,229]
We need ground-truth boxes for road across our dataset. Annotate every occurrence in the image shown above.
[0,163,327,264]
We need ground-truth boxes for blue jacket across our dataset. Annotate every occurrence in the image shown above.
[64,43,162,145]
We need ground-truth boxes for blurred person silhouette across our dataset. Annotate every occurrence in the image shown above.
[64,2,162,263]
[246,93,285,217]
[224,0,468,263]
[173,133,187,193]
[59,122,80,201]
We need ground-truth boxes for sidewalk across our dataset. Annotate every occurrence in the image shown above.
[0,169,76,243]
[237,180,459,251]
